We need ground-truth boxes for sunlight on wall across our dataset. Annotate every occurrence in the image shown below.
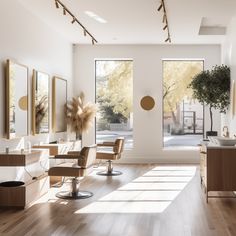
[75,166,196,214]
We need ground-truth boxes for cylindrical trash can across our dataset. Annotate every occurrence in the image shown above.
[0,181,25,187]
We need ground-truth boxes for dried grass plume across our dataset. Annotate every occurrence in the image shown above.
[36,95,48,132]
[65,92,96,138]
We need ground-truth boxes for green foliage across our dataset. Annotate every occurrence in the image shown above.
[188,65,230,113]
[97,97,127,124]
[188,64,230,132]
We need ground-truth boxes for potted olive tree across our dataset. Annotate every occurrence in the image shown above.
[188,65,230,137]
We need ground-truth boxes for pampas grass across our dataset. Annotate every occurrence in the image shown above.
[36,95,48,132]
[65,92,96,139]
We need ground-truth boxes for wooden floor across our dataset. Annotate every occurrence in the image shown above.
[1,164,236,236]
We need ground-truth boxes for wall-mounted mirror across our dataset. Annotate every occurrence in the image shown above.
[32,70,50,135]
[52,77,67,132]
[6,60,28,139]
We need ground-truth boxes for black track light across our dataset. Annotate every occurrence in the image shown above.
[162,14,166,23]
[158,4,163,11]
[53,0,97,45]
[157,0,171,43]
[55,0,59,9]
[63,7,66,15]
[71,17,76,24]
[163,25,167,30]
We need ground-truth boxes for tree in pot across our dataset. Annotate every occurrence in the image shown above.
[188,65,230,137]
[65,92,96,144]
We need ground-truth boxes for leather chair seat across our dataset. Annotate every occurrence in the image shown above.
[49,162,93,177]
[96,151,117,160]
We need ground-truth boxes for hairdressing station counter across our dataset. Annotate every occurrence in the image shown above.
[200,143,236,202]
[0,149,49,208]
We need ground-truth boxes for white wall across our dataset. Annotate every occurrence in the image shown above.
[0,0,73,181]
[0,0,73,149]
[221,16,236,134]
[74,44,221,163]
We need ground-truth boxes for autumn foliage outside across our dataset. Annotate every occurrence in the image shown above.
[163,61,204,147]
[96,61,133,149]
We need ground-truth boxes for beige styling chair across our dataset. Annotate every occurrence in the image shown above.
[96,137,124,176]
[48,145,97,199]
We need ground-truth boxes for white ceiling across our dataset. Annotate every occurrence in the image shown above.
[18,0,236,45]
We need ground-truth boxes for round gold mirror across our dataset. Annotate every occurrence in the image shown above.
[140,96,155,111]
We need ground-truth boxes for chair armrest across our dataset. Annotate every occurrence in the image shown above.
[67,151,80,155]
[54,154,83,160]
[97,142,116,147]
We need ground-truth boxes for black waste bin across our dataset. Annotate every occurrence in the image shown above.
[0,181,25,187]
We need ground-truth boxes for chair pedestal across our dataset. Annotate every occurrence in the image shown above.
[56,178,93,199]
[97,160,122,176]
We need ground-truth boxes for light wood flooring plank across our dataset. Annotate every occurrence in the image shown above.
[0,164,236,236]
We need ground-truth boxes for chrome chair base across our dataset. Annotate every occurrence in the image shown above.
[96,160,122,176]
[97,170,122,176]
[56,190,93,199]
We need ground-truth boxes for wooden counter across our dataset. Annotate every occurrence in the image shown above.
[200,144,236,202]
[0,149,47,166]
[32,141,81,186]
[32,140,81,156]
[0,149,49,208]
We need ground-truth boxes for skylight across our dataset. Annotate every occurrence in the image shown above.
[85,11,107,23]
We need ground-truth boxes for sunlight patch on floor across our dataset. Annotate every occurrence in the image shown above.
[152,166,196,171]
[133,176,193,182]
[99,190,180,201]
[163,146,199,150]
[75,166,196,214]
[143,170,196,177]
[118,182,188,191]
[77,201,171,213]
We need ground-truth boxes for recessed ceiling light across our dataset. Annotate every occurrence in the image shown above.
[85,11,107,23]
